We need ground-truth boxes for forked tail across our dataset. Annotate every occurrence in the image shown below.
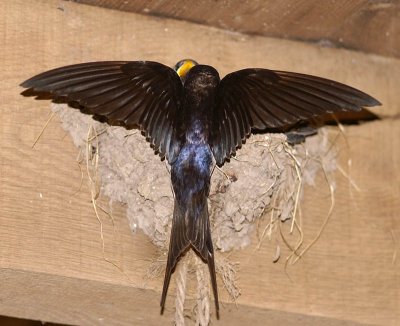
[160,195,219,318]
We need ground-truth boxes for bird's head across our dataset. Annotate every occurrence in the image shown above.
[174,59,198,82]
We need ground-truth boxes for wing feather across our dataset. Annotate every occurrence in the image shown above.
[21,61,184,163]
[211,68,380,165]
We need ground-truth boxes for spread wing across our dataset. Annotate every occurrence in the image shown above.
[21,61,184,163]
[211,69,381,165]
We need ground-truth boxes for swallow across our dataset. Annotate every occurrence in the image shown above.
[20,59,380,318]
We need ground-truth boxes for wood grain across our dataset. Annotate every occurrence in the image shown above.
[1,0,399,325]
[75,0,400,58]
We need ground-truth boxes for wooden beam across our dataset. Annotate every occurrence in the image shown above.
[75,0,400,58]
[1,0,399,324]
[0,268,371,326]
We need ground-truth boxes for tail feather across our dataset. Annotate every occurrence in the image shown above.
[160,195,219,318]
[160,203,190,313]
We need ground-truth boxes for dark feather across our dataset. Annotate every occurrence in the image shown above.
[161,196,218,318]
[21,61,184,163]
[211,68,381,165]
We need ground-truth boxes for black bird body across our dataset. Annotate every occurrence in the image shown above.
[20,59,380,318]
[165,65,220,312]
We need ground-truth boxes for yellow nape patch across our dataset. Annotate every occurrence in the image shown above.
[177,60,196,78]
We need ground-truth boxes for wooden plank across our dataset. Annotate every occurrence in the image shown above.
[75,0,400,58]
[0,268,368,326]
[1,0,399,325]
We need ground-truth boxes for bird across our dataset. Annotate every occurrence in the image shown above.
[20,59,380,318]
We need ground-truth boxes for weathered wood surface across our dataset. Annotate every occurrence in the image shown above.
[1,0,399,325]
[76,0,400,58]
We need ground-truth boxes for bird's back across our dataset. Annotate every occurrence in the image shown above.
[181,65,220,145]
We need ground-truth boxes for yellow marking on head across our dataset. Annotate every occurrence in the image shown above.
[176,60,196,79]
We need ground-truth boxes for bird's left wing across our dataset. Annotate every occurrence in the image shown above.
[210,68,381,165]
[21,61,184,163]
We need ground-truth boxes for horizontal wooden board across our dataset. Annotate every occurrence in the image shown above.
[75,0,400,58]
[1,0,399,325]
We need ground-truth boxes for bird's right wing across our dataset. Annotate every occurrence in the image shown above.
[21,61,184,163]
[211,68,381,165]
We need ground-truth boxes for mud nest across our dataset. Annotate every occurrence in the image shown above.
[52,103,338,325]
